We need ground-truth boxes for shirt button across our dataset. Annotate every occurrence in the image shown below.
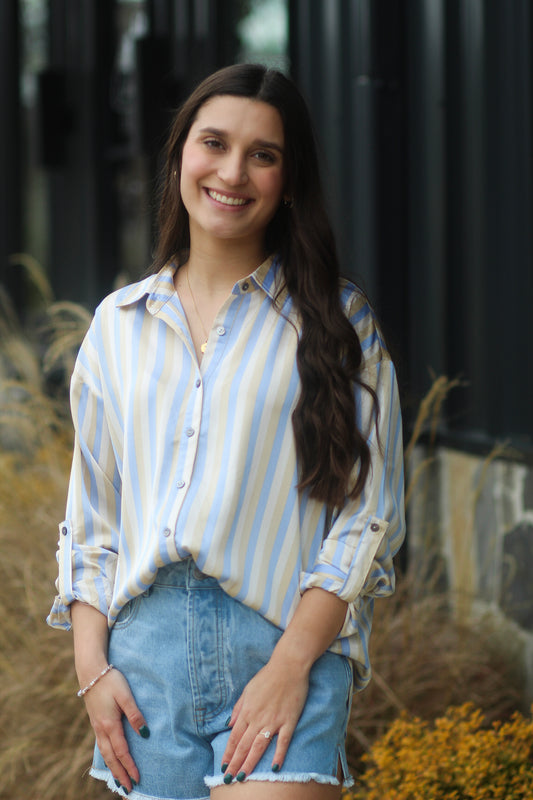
[177,480,185,489]
[61,526,68,536]
[195,378,201,387]
[163,527,171,537]
[185,427,195,437]
[370,522,380,532]
[242,282,249,291]
[216,326,226,336]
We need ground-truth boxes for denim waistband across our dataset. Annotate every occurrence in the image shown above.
[152,558,219,589]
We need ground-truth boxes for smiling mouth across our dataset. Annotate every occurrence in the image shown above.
[206,189,252,207]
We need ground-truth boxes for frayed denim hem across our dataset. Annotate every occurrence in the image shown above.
[204,771,355,789]
[90,767,210,800]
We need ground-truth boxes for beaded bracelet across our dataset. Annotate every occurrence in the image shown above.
[77,664,114,698]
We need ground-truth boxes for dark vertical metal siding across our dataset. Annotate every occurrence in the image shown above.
[406,0,447,399]
[482,0,532,441]
[0,0,22,302]
[45,0,118,306]
[446,0,488,435]
[42,0,238,307]
[444,0,533,443]
[348,0,379,301]
[290,0,533,445]
[289,0,408,365]
[290,0,380,293]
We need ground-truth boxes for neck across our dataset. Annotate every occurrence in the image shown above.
[185,233,267,295]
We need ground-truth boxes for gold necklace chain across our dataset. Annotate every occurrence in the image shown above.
[185,267,209,353]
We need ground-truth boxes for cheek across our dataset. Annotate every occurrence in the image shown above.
[259,170,285,204]
[180,146,209,191]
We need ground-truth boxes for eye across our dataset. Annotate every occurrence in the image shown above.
[203,138,224,150]
[252,150,276,164]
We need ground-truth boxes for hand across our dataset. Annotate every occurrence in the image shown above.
[220,657,310,782]
[82,667,149,793]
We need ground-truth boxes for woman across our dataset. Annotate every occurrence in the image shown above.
[48,64,405,800]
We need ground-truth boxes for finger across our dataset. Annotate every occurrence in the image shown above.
[231,729,275,781]
[92,705,141,789]
[270,724,293,772]
[220,714,248,771]
[110,725,141,785]
[225,691,244,729]
[118,689,150,740]
[96,729,138,791]
[222,727,261,783]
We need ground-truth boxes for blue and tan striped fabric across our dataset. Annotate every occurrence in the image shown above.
[47,255,405,688]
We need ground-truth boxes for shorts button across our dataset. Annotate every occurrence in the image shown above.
[242,282,249,291]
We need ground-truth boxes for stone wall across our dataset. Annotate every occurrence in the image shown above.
[408,445,533,703]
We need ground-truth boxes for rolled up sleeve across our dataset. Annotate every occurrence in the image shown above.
[299,355,405,636]
[47,324,121,630]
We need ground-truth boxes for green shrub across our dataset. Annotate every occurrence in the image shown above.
[347,703,533,800]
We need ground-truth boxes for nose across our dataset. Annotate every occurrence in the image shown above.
[217,151,248,186]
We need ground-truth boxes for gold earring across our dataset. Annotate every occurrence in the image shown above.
[283,197,294,208]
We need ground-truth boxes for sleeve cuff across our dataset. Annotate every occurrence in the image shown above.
[46,597,74,631]
[49,519,117,629]
[299,514,390,602]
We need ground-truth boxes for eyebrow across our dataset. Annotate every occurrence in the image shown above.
[198,127,284,153]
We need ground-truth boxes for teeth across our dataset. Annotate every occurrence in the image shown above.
[208,190,248,206]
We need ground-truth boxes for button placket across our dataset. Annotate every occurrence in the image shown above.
[167,370,204,537]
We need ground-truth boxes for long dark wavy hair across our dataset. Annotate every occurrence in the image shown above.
[152,63,377,508]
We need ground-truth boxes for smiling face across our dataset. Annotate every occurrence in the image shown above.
[179,95,286,255]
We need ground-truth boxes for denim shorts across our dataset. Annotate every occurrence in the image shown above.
[90,559,354,800]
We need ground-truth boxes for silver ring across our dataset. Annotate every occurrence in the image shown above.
[260,730,271,739]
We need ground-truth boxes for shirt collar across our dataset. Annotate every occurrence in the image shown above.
[114,255,288,313]
[249,255,289,305]
[114,265,176,314]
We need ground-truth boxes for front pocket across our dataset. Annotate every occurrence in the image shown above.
[112,594,143,630]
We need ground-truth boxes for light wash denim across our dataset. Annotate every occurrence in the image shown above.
[91,559,354,800]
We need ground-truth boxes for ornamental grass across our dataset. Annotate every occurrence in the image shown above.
[0,262,105,799]
[0,259,525,799]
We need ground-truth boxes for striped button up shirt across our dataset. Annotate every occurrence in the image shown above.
[47,256,405,688]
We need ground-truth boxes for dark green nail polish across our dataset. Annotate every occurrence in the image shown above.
[121,788,130,796]
[224,716,232,727]
[131,778,138,786]
[221,762,229,772]
[272,763,280,773]
[236,771,246,782]
[115,779,121,788]
[223,773,233,784]
[139,724,150,739]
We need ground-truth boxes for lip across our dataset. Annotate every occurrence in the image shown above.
[204,187,254,208]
